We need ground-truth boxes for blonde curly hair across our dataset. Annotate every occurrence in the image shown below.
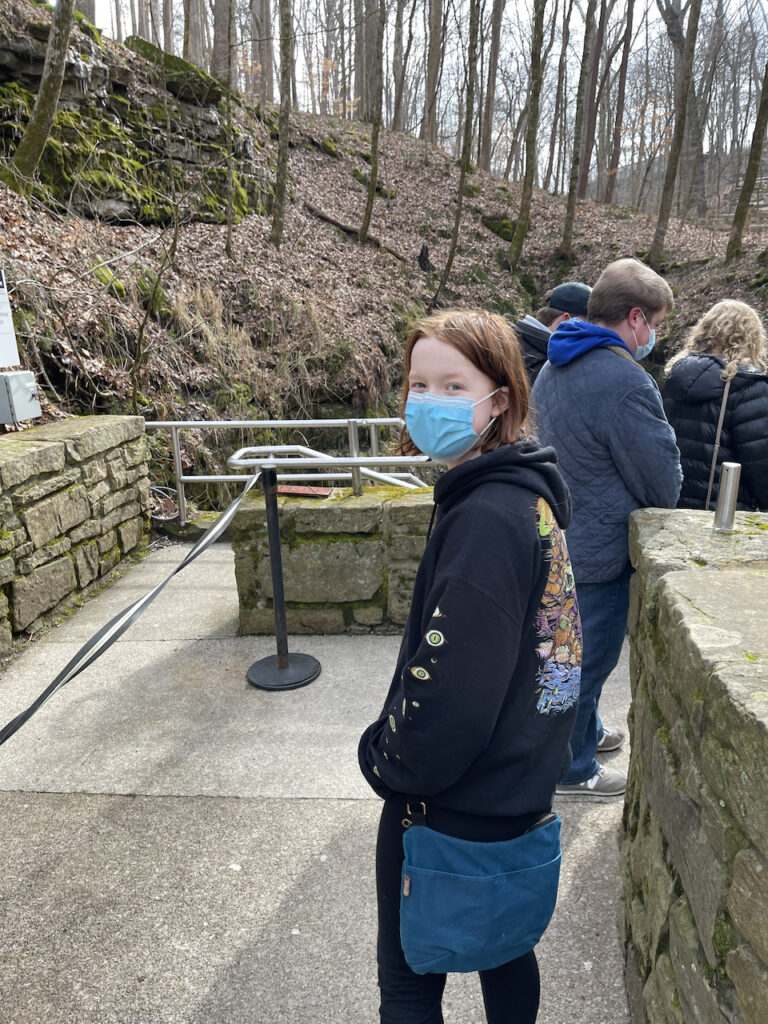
[665,299,768,381]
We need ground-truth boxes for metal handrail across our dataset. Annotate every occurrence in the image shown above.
[145,417,428,525]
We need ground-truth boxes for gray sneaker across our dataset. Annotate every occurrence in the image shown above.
[555,763,627,797]
[597,724,626,753]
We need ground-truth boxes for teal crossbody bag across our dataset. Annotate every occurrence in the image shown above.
[400,804,562,974]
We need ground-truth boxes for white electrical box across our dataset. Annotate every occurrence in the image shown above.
[0,269,21,368]
[0,370,42,424]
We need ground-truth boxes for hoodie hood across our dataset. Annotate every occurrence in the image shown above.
[663,353,766,404]
[547,318,632,366]
[434,441,571,529]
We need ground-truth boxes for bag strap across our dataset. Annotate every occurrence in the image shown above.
[403,801,427,828]
[704,377,732,511]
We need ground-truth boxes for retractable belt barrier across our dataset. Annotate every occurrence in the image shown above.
[0,474,260,749]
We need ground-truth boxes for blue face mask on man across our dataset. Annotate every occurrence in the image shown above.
[405,389,500,463]
[633,311,656,361]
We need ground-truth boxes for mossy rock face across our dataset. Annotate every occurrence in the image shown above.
[482,214,517,242]
[124,36,224,104]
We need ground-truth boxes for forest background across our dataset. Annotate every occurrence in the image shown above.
[1,0,767,506]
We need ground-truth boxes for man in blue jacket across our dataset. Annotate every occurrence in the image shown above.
[532,258,682,796]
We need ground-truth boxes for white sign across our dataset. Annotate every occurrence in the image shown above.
[0,269,21,369]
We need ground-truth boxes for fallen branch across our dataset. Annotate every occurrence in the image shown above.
[303,201,408,263]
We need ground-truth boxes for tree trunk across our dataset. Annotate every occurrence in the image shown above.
[114,0,124,43]
[577,0,607,199]
[649,0,704,267]
[544,0,573,192]
[478,0,504,171]
[337,0,347,117]
[726,60,768,262]
[211,0,231,86]
[603,0,634,203]
[270,0,292,247]
[163,0,173,53]
[185,0,205,66]
[78,1,96,22]
[558,0,598,260]
[431,0,479,308]
[508,0,547,268]
[421,0,442,143]
[354,0,365,116]
[10,0,77,188]
[360,0,386,244]
[392,0,417,131]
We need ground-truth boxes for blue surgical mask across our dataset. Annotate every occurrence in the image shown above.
[405,389,500,463]
[633,312,656,361]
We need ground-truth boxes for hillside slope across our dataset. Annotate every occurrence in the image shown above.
[1,0,767,490]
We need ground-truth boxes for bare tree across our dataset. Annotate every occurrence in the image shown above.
[479,0,505,171]
[649,0,703,267]
[543,0,574,192]
[727,60,768,263]
[270,0,293,247]
[78,0,96,22]
[603,0,634,203]
[431,0,480,308]
[211,0,232,85]
[558,0,598,260]
[9,0,77,190]
[184,0,205,66]
[577,0,610,198]
[421,0,443,143]
[508,0,547,268]
[360,0,386,243]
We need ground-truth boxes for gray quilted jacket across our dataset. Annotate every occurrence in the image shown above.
[532,326,682,583]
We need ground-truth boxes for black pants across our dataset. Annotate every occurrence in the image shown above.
[375,797,542,1024]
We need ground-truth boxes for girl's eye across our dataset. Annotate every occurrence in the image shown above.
[446,383,464,391]
[409,383,426,392]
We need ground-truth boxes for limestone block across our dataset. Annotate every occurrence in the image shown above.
[628,811,676,962]
[19,415,144,462]
[388,567,417,624]
[353,606,384,625]
[388,533,428,562]
[11,556,78,630]
[101,486,138,515]
[239,605,345,635]
[383,492,434,535]
[645,731,727,968]
[728,849,768,966]
[629,509,768,608]
[291,493,382,534]
[101,501,142,532]
[106,457,129,489]
[0,495,20,530]
[87,480,112,511]
[14,467,81,506]
[642,953,684,1024]
[136,476,151,510]
[727,944,768,1024]
[624,949,649,1024]
[73,540,100,588]
[21,486,90,549]
[117,517,144,554]
[97,530,118,556]
[69,519,102,544]
[630,895,651,965]
[17,537,72,574]
[670,897,729,1024]
[99,545,122,576]
[0,619,11,656]
[0,527,27,555]
[0,555,14,586]
[124,438,148,467]
[81,459,108,486]
[0,436,65,489]
[255,540,384,603]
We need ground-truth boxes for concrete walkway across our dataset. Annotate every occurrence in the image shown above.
[0,540,632,1024]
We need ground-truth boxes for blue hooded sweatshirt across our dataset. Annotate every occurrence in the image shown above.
[531,319,681,582]
[546,318,633,366]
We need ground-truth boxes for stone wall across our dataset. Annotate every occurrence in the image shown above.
[231,487,433,635]
[0,416,150,655]
[622,508,768,1024]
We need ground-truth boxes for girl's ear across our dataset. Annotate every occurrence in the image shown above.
[491,386,510,416]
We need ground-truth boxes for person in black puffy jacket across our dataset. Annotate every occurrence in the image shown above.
[661,299,768,512]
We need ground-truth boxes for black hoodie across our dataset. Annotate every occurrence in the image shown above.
[358,442,581,820]
[662,353,768,511]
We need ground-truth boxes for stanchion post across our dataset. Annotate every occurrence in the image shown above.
[246,462,321,690]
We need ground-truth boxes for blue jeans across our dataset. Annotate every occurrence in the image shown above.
[559,563,632,785]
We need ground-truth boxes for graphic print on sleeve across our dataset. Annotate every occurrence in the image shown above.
[534,498,581,715]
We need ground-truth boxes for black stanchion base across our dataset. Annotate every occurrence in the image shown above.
[246,653,321,691]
